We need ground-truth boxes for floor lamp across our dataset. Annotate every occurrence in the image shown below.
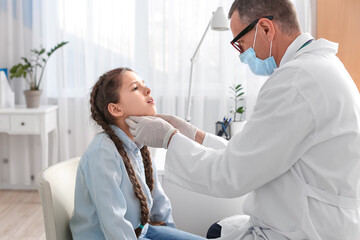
[185,7,229,122]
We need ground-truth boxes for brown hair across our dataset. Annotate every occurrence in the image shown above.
[90,68,154,238]
[228,0,301,36]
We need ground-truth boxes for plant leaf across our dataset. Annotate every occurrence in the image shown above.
[9,41,69,86]
[21,57,31,65]
[38,48,45,55]
[9,64,31,79]
[47,41,69,57]
[235,84,242,89]
[236,107,245,114]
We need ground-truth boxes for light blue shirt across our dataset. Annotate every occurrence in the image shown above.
[70,125,175,240]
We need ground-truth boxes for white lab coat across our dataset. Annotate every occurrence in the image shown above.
[165,33,360,240]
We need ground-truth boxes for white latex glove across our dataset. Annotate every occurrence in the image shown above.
[125,116,178,149]
[156,114,198,141]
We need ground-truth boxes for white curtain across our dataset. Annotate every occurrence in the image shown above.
[292,0,316,37]
[42,0,250,160]
[41,0,137,162]
[0,0,314,187]
[0,0,43,187]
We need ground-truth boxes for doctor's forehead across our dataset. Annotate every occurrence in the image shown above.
[230,10,246,37]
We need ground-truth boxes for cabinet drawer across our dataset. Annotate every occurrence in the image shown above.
[0,115,10,130]
[10,115,40,133]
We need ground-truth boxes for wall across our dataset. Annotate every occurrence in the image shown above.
[317,0,360,91]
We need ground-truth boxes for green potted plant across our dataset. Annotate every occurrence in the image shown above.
[10,41,69,108]
[229,83,246,137]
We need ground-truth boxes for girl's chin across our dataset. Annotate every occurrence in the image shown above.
[145,112,157,116]
[133,112,157,117]
[146,108,157,116]
[125,108,157,117]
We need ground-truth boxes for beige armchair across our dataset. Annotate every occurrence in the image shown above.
[36,157,80,240]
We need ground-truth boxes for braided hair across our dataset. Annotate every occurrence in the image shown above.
[89,68,154,238]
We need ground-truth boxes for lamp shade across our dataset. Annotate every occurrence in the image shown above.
[211,7,230,31]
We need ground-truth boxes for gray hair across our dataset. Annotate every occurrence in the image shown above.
[228,0,301,36]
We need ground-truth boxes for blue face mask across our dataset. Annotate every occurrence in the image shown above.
[239,23,277,76]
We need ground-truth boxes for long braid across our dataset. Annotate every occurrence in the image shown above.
[90,69,153,238]
[140,147,166,226]
[104,127,149,238]
[140,146,154,191]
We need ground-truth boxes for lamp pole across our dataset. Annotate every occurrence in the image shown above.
[186,12,214,122]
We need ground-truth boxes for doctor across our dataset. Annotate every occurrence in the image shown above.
[126,0,360,239]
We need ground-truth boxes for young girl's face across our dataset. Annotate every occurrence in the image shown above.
[117,71,156,117]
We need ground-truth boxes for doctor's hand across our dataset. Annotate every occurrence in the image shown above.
[125,116,178,149]
[156,114,205,144]
[156,114,198,140]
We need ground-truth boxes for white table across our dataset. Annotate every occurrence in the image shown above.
[0,105,58,188]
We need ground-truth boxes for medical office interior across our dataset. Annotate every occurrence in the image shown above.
[0,0,359,239]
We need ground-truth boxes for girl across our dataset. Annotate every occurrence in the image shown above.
[70,68,205,240]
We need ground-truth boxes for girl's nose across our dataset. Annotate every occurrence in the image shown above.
[145,87,151,95]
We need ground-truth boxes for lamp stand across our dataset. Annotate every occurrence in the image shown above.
[185,12,214,122]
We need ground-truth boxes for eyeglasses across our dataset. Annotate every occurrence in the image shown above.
[230,16,274,53]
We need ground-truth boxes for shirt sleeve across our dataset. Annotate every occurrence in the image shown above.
[149,160,176,228]
[83,142,138,240]
[165,82,315,198]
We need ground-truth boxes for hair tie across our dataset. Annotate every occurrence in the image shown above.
[139,224,144,229]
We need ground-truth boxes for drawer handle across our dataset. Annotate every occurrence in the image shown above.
[21,122,25,126]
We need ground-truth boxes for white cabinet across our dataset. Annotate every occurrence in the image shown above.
[0,105,58,189]
[10,115,41,132]
[0,115,10,130]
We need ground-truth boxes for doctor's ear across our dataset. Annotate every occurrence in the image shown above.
[259,19,275,42]
[108,103,124,117]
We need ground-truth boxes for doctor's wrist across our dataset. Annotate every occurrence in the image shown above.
[195,130,205,145]
[166,129,179,148]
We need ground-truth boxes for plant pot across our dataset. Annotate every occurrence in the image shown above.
[24,90,42,108]
[230,121,247,138]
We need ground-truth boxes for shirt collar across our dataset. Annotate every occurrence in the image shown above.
[110,125,139,152]
[279,33,314,67]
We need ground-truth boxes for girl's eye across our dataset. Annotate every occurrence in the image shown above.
[133,86,138,91]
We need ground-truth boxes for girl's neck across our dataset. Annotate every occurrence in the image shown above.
[116,117,134,141]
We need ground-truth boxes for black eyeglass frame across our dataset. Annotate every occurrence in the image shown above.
[230,16,274,52]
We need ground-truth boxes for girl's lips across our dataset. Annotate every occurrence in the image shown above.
[147,98,155,104]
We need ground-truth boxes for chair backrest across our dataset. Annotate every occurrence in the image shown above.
[36,157,80,240]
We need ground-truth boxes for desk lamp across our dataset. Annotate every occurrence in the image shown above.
[186,7,229,122]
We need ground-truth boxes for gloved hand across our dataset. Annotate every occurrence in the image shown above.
[125,116,178,149]
[156,114,198,141]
